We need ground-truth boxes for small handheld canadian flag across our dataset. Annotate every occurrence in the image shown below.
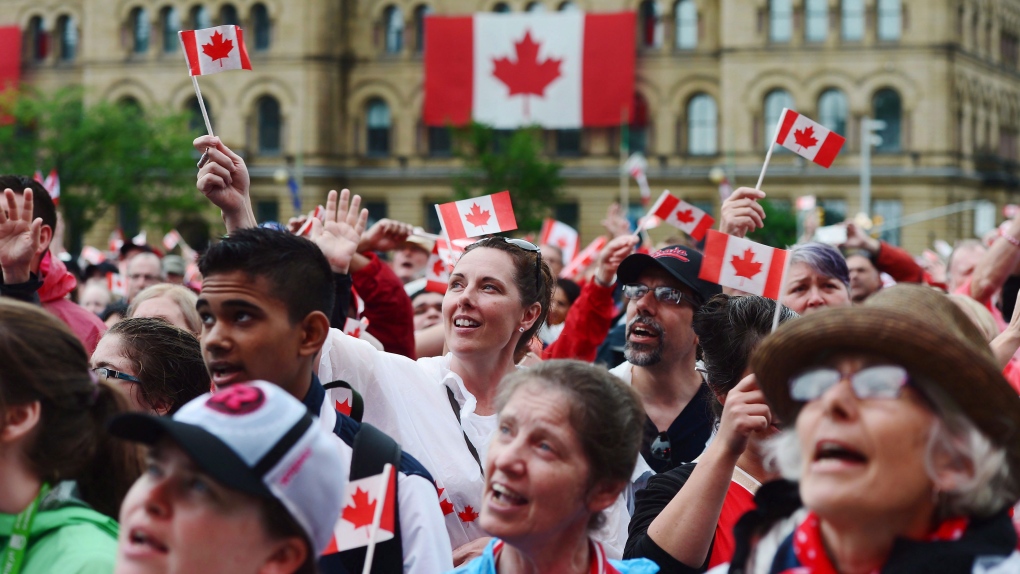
[79,246,105,266]
[323,463,396,555]
[645,191,715,241]
[179,26,252,76]
[43,169,59,205]
[296,205,325,237]
[539,218,578,264]
[560,236,607,280]
[436,191,518,241]
[698,230,789,300]
[106,273,127,298]
[424,238,464,294]
[775,109,846,168]
[162,230,182,251]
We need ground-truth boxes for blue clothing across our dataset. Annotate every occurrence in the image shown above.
[449,538,660,574]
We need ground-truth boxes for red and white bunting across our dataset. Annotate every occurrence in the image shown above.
[323,464,396,554]
[436,191,517,240]
[646,190,715,241]
[699,230,788,299]
[560,236,607,280]
[106,272,127,298]
[178,26,252,76]
[539,218,578,264]
[775,109,846,168]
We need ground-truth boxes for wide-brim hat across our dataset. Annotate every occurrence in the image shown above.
[752,284,1020,493]
[617,245,722,306]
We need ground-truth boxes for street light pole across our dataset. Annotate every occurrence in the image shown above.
[860,117,886,218]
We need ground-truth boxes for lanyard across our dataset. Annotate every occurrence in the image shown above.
[0,483,50,574]
[445,386,484,476]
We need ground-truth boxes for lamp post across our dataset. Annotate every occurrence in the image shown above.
[860,117,886,218]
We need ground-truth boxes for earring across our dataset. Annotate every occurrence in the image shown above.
[518,327,525,333]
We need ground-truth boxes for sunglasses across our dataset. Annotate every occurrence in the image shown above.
[622,284,689,306]
[93,367,142,384]
[650,432,671,461]
[789,365,910,402]
[484,237,543,292]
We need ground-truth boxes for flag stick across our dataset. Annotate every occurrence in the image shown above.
[191,76,214,168]
[770,253,792,333]
[360,465,392,574]
[755,111,789,191]
[412,227,442,241]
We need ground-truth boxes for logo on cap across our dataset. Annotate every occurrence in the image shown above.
[207,385,265,415]
[654,247,689,263]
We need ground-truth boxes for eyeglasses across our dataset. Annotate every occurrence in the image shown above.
[622,284,688,306]
[93,367,142,384]
[789,365,910,402]
[650,432,671,461]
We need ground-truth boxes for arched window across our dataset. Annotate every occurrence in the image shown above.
[131,8,149,54]
[220,4,239,26]
[414,5,431,53]
[366,98,391,156]
[770,0,792,43]
[27,16,48,62]
[57,15,76,61]
[675,0,697,50]
[494,3,511,13]
[764,89,793,146]
[805,0,828,42]
[526,2,546,12]
[252,3,271,51]
[257,96,281,155]
[629,93,649,153]
[383,5,404,54]
[817,89,848,136]
[639,1,662,48]
[842,0,865,41]
[161,7,180,53]
[190,5,211,29]
[873,88,902,152]
[558,1,579,11]
[186,97,212,134]
[877,0,901,41]
[687,94,717,156]
[119,97,143,115]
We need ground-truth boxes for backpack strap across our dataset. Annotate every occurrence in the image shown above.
[323,380,365,423]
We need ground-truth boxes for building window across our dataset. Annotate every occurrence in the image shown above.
[494,3,511,13]
[57,15,76,61]
[367,98,391,156]
[1000,127,1018,162]
[557,130,582,156]
[817,89,848,136]
[26,16,48,62]
[764,89,793,147]
[383,5,404,54]
[190,5,211,29]
[131,8,150,54]
[161,7,180,53]
[220,4,239,26]
[639,1,662,48]
[841,0,865,41]
[675,0,697,50]
[872,88,902,152]
[257,95,281,155]
[805,0,828,42]
[186,97,211,135]
[558,1,579,11]
[629,93,649,153]
[526,2,546,12]
[252,3,271,51]
[872,199,901,245]
[770,0,792,43]
[1002,32,1019,69]
[428,127,452,157]
[414,5,431,53]
[120,96,143,114]
[687,93,717,156]
[877,0,901,41]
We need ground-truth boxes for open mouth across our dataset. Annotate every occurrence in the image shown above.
[208,362,245,386]
[491,483,528,506]
[130,528,168,553]
[813,440,867,464]
[628,322,661,341]
[453,317,481,328]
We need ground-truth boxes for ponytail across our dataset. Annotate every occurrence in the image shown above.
[77,381,144,519]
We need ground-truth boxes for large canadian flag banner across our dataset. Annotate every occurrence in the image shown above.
[179,25,252,76]
[436,191,518,240]
[424,12,635,129]
[646,191,715,241]
[699,230,789,300]
[323,463,396,554]
[775,109,846,168]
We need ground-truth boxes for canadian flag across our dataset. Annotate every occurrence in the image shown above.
[106,272,127,298]
[162,230,182,251]
[424,12,635,129]
[179,26,252,76]
[342,316,368,339]
[327,386,354,418]
[560,236,607,280]
[42,169,59,205]
[775,109,846,168]
[323,464,396,554]
[425,238,464,294]
[625,153,651,204]
[79,246,105,266]
[539,219,578,264]
[296,205,325,237]
[436,191,517,241]
[109,230,125,253]
[646,191,715,241]
[698,230,789,300]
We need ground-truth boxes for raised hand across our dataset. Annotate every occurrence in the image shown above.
[716,374,772,459]
[0,188,43,283]
[601,202,632,238]
[358,218,413,254]
[194,135,256,231]
[594,234,639,285]
[310,189,369,274]
[842,221,880,254]
[719,187,766,238]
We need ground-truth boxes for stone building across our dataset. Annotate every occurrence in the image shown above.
[5,0,1020,252]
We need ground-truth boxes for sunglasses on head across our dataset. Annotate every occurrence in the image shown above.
[477,237,543,292]
[789,365,911,402]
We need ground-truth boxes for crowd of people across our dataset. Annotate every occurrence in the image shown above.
[0,132,1019,573]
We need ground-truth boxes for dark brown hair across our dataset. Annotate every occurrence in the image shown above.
[462,237,554,359]
[259,496,318,574]
[496,360,645,530]
[0,299,142,518]
[105,318,210,415]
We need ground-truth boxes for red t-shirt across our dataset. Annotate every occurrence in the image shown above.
[708,480,757,568]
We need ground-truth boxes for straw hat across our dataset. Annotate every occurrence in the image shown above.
[752,284,1020,490]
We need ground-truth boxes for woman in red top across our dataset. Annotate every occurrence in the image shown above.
[625,295,797,572]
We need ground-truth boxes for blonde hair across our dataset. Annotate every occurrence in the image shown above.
[127,284,201,335]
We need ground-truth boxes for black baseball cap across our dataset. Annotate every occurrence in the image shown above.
[617,245,721,306]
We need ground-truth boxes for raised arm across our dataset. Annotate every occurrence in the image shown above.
[970,212,1020,303]
[718,187,766,238]
[194,135,257,232]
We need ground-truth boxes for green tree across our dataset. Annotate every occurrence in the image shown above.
[0,87,204,252]
[747,199,798,248]
[452,123,563,233]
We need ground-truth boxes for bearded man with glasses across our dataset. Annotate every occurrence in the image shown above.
[610,246,721,474]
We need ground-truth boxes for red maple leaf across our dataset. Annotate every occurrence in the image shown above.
[492,31,562,117]
[432,257,446,277]
[334,398,352,416]
[793,126,818,150]
[464,203,491,228]
[674,209,695,224]
[437,488,455,516]
[342,487,376,529]
[731,249,763,280]
[201,31,234,67]
[458,505,479,522]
